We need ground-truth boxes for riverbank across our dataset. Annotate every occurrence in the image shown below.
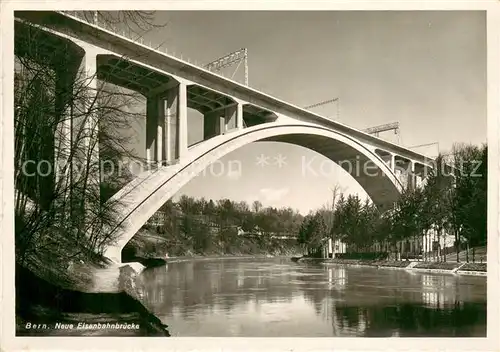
[124,229,301,262]
[294,258,487,276]
[129,253,291,268]
[15,262,170,336]
[17,250,292,336]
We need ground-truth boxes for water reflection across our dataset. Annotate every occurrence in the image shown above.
[135,258,486,337]
[421,274,453,308]
[327,266,346,289]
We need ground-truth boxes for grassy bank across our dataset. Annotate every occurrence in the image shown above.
[297,258,411,268]
[413,262,462,270]
[459,263,487,272]
[295,257,487,275]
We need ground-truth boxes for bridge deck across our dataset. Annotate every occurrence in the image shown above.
[15,10,435,165]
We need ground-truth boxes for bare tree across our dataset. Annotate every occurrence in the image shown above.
[14,11,165,270]
[77,11,167,33]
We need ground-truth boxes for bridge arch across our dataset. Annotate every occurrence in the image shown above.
[103,122,404,263]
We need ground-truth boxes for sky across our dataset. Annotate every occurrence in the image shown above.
[120,11,486,214]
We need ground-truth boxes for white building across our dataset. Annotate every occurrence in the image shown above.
[322,238,347,258]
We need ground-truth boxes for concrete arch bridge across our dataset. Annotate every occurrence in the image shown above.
[14,11,435,263]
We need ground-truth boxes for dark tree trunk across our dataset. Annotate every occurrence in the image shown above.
[466,242,469,263]
[442,229,446,262]
[422,232,426,261]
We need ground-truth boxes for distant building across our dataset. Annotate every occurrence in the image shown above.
[321,238,347,258]
[146,211,167,228]
[237,225,263,237]
[238,226,297,240]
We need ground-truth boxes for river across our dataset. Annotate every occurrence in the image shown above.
[135,257,486,337]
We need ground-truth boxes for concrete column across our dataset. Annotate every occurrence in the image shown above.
[54,61,80,191]
[146,97,157,164]
[157,101,165,165]
[178,82,188,159]
[146,82,188,164]
[395,157,414,189]
[204,111,223,140]
[165,102,172,165]
[60,49,100,233]
[54,113,71,185]
[86,53,100,215]
[162,82,189,161]
[236,103,244,130]
[416,174,422,189]
[75,50,100,196]
[390,153,396,174]
[146,97,166,165]
[409,161,416,190]
[85,52,98,156]
[224,104,238,131]
[219,116,225,134]
[165,87,178,164]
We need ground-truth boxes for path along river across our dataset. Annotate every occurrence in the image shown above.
[135,257,486,337]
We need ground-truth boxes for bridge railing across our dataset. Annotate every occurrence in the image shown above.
[58,11,236,82]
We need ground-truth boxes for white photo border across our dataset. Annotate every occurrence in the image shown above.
[1,1,498,351]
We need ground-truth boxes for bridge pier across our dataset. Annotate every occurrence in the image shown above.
[178,82,188,159]
[54,64,79,195]
[408,161,416,190]
[54,50,100,184]
[203,102,244,139]
[146,96,166,165]
[375,150,429,191]
[224,104,238,131]
[15,20,102,228]
[236,102,244,130]
[75,50,101,231]
[374,149,395,174]
[414,163,427,189]
[203,110,225,140]
[51,47,101,233]
[394,156,414,190]
[146,82,188,165]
